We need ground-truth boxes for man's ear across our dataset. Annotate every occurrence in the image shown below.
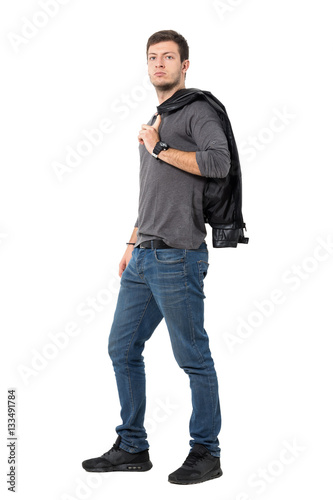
[182,60,190,74]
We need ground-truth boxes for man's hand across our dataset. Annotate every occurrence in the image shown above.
[119,227,138,278]
[138,114,162,154]
[119,245,134,278]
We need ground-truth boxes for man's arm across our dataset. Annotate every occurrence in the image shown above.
[139,115,201,176]
[119,226,138,278]
[138,109,230,178]
[157,149,201,176]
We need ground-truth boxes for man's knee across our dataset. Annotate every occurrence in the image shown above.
[108,335,143,367]
[171,344,208,373]
[108,333,118,362]
[172,349,190,370]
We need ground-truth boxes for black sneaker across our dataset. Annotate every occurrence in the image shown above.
[168,444,222,485]
[82,436,152,472]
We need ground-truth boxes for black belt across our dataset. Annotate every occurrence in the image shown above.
[139,239,173,249]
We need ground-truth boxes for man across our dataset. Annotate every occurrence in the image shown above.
[82,30,232,485]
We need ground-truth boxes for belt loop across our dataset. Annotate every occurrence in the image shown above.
[150,240,154,249]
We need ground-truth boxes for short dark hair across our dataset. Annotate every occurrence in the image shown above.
[146,30,189,62]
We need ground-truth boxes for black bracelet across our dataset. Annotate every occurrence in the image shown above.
[126,242,135,245]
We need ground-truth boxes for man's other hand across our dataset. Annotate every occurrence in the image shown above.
[119,245,134,278]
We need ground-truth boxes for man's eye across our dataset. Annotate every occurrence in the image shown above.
[166,56,173,59]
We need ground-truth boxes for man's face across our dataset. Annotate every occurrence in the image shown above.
[147,41,188,92]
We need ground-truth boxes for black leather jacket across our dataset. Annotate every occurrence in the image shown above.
[157,88,249,248]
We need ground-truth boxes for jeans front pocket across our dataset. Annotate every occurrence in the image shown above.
[154,248,185,264]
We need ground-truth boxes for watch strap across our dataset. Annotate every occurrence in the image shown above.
[152,141,169,159]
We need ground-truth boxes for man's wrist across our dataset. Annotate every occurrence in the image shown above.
[152,141,169,159]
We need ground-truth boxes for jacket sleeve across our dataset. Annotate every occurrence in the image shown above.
[187,101,231,179]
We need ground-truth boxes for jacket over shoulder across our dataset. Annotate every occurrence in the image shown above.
[157,88,249,248]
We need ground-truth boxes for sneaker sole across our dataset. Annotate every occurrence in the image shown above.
[82,461,153,473]
[168,467,223,485]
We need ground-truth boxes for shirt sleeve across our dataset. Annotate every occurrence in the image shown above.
[134,218,138,227]
[187,101,231,179]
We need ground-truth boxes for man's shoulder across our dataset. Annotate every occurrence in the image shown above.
[182,97,222,120]
[184,97,216,111]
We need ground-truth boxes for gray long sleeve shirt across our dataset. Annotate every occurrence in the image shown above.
[134,99,231,249]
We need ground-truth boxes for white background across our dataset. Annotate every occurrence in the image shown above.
[1,0,332,499]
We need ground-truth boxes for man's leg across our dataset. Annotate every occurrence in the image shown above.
[108,247,163,453]
[144,243,221,457]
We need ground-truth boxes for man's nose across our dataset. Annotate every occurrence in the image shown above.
[155,58,165,67]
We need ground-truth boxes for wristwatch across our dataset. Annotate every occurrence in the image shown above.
[152,141,169,159]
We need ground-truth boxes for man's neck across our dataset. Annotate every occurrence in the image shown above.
[156,83,186,105]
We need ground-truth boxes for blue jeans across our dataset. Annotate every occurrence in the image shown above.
[108,241,221,457]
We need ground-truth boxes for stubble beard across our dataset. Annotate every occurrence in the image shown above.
[151,72,182,93]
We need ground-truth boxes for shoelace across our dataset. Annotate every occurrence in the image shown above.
[183,451,207,468]
[103,440,120,457]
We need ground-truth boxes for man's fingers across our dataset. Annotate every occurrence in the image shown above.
[138,118,161,152]
[119,259,126,277]
[141,114,161,132]
[152,114,162,131]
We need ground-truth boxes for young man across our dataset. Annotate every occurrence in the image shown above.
[82,30,232,485]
